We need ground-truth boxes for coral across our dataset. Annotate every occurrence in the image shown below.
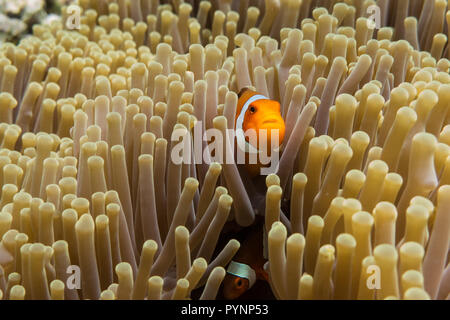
[0,0,73,43]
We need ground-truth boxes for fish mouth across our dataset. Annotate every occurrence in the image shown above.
[262,119,280,125]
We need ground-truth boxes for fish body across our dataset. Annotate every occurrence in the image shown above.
[222,223,269,300]
[235,89,286,177]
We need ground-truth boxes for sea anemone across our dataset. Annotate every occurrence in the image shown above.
[0,0,449,300]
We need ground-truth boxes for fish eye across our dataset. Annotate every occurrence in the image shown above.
[249,106,256,113]
[234,278,243,288]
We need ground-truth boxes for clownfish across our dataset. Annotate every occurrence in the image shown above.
[235,88,286,177]
[222,223,269,300]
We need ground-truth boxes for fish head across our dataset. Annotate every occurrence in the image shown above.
[236,88,286,151]
[242,98,285,149]
[222,274,250,300]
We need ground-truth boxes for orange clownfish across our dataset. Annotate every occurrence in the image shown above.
[222,260,269,300]
[222,223,269,300]
[235,89,286,177]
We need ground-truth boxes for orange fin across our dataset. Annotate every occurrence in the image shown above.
[255,267,270,282]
